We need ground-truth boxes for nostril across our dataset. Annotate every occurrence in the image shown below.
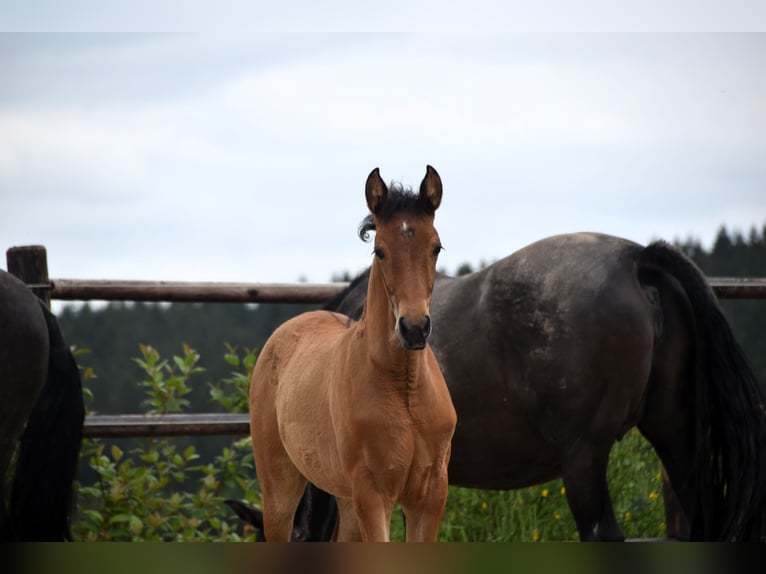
[423,315,431,337]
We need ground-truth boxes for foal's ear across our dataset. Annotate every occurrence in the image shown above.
[418,165,442,213]
[365,167,388,215]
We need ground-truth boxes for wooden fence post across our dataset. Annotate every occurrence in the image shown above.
[6,245,51,308]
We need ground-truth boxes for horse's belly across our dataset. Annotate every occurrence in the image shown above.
[449,448,561,489]
[275,390,352,499]
[280,421,352,498]
[448,410,561,489]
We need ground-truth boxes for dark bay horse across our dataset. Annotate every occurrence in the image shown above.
[0,269,85,541]
[237,231,766,541]
[248,167,456,541]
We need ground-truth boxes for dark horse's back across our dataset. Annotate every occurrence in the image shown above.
[0,269,85,541]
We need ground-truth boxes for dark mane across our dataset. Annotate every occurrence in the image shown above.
[358,183,431,242]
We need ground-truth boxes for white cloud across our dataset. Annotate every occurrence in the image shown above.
[1,33,765,288]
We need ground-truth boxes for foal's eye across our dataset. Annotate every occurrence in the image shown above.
[373,247,385,260]
[433,244,444,257]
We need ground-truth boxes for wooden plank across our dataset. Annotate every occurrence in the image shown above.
[49,278,348,303]
[708,277,766,299]
[39,276,766,303]
[83,413,250,438]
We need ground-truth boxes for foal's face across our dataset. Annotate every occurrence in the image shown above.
[365,166,443,350]
[373,212,442,350]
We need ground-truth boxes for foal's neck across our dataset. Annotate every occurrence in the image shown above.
[359,262,427,384]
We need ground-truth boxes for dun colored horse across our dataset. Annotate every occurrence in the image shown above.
[235,232,766,542]
[0,269,84,541]
[249,166,457,542]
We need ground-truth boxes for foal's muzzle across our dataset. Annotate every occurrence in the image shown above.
[396,315,432,350]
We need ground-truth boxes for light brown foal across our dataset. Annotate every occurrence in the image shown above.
[249,166,456,542]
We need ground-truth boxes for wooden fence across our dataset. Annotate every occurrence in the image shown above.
[6,244,766,440]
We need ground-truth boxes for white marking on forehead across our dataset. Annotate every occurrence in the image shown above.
[400,220,415,238]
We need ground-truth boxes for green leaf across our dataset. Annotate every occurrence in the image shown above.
[83,509,104,523]
[173,355,186,371]
[129,515,144,536]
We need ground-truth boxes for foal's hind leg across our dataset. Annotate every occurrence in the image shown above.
[250,401,307,541]
[561,441,624,541]
[257,452,307,542]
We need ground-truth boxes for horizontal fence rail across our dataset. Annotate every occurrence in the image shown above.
[6,245,766,438]
[77,276,766,438]
[83,414,251,438]
[706,277,766,299]
[33,276,766,303]
[48,278,349,304]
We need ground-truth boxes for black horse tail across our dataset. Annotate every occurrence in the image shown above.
[641,241,766,541]
[9,303,85,541]
[224,499,266,541]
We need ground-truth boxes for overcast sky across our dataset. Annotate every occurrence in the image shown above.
[2,17,765,301]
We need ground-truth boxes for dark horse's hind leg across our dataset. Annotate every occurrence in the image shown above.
[0,480,11,541]
[561,441,624,541]
[661,465,691,540]
[0,501,11,541]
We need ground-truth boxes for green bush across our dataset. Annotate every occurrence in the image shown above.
[74,344,261,541]
[73,345,665,542]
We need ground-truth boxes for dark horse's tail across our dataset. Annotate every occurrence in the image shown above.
[641,241,766,541]
[9,303,85,541]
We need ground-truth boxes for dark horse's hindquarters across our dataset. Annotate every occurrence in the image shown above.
[0,269,85,541]
[242,232,766,542]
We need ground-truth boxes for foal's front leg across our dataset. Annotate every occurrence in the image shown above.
[350,469,394,542]
[402,465,450,542]
[334,498,362,542]
[402,502,446,542]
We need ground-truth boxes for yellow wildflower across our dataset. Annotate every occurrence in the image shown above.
[481,501,488,511]
[560,486,566,496]
[541,488,549,498]
[554,512,561,521]
[624,511,632,522]
[532,529,540,542]
[648,491,660,501]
